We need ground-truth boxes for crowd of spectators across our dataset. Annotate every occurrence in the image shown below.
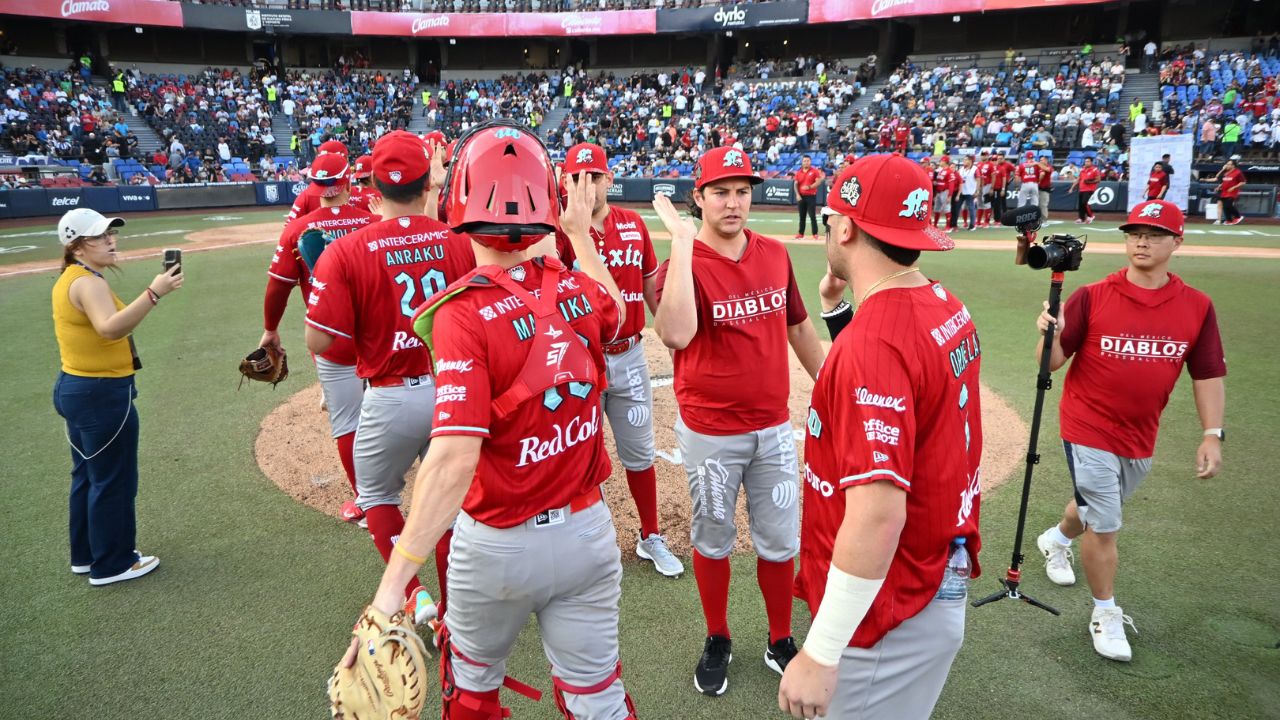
[1156,46,1280,160]
[279,64,417,164]
[549,66,861,178]
[423,73,553,140]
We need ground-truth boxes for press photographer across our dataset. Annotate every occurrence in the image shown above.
[1032,199,1226,663]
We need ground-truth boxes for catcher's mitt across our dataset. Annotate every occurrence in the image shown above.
[299,227,336,273]
[329,605,431,720]
[238,346,289,388]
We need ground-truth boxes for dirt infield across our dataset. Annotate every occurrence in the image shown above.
[257,335,1027,559]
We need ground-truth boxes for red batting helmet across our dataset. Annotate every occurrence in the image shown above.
[440,121,557,252]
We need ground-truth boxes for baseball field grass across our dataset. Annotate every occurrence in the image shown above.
[1,208,1277,720]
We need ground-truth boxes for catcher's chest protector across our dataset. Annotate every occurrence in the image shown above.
[415,256,600,419]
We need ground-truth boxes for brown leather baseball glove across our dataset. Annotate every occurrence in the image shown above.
[238,346,288,388]
[328,605,431,720]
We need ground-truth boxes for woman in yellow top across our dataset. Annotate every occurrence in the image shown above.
[52,208,183,586]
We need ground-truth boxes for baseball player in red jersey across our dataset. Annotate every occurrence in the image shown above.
[337,122,639,719]
[1035,200,1225,662]
[260,153,375,525]
[1036,155,1054,219]
[346,154,381,213]
[779,153,981,720]
[931,157,954,228]
[877,123,893,151]
[1069,156,1101,224]
[1015,151,1040,210]
[305,131,476,625]
[991,151,1014,222]
[893,123,910,154]
[652,146,826,697]
[553,142,683,578]
[975,150,995,227]
[285,139,349,225]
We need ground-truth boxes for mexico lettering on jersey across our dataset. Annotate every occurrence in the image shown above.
[305,215,476,380]
[269,203,375,365]
[1058,269,1226,458]
[655,229,807,435]
[795,282,983,648]
[428,260,622,527]
[555,205,657,341]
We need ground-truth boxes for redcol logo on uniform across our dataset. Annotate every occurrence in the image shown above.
[516,406,601,467]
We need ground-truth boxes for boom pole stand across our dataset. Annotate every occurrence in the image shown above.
[972,269,1063,616]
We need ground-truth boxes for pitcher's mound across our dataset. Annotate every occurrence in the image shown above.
[257,334,1026,558]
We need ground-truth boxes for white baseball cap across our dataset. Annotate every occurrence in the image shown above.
[57,208,124,246]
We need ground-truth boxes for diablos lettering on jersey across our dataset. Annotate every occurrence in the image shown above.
[711,288,787,325]
[1099,335,1188,362]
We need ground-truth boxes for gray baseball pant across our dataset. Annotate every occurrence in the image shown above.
[353,375,434,510]
[314,356,362,438]
[602,340,656,472]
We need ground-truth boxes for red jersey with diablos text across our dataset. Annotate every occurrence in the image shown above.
[1079,165,1101,191]
[655,229,808,435]
[269,204,375,365]
[426,259,622,527]
[795,282,983,648]
[1058,269,1226,458]
[555,205,658,342]
[794,166,824,196]
[305,215,476,380]
[1145,170,1169,199]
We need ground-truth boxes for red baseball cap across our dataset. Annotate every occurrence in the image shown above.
[821,154,954,252]
[352,154,374,179]
[423,130,447,149]
[940,155,951,163]
[372,132,430,186]
[1024,150,1036,159]
[318,140,348,156]
[307,153,349,198]
[1119,199,1185,236]
[844,153,857,164]
[563,143,609,175]
[694,146,761,189]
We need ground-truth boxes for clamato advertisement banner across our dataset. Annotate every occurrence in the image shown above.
[809,0,1111,22]
[350,11,505,37]
[0,0,185,27]
[351,9,653,37]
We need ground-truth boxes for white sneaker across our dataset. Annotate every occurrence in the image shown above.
[72,563,92,575]
[1090,606,1137,661]
[1037,528,1076,586]
[89,555,159,586]
[636,534,684,577]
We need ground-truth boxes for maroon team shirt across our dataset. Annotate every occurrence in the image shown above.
[656,229,808,436]
[305,215,476,380]
[1058,269,1226,458]
[555,205,658,342]
[795,282,983,648]
[427,260,622,527]
[269,204,375,365]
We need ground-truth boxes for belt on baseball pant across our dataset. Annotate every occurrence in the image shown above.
[602,335,639,356]
[521,486,604,530]
[366,373,432,388]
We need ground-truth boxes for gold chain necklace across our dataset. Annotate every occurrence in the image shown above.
[858,267,921,307]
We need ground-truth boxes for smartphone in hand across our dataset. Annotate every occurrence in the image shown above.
[163,248,182,273]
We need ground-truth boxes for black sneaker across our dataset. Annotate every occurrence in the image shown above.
[694,635,732,696]
[764,636,799,676]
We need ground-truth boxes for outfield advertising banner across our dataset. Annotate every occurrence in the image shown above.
[182,4,352,35]
[0,0,184,26]
[656,1,807,34]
